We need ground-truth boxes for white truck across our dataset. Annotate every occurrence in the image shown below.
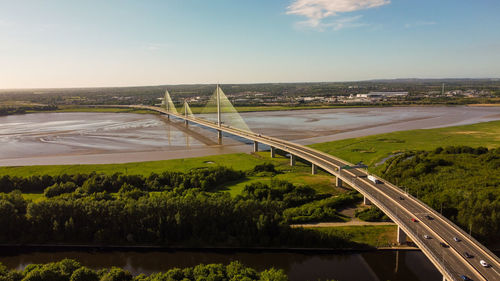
[368,175,382,184]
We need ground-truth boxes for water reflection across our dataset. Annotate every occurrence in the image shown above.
[0,249,441,281]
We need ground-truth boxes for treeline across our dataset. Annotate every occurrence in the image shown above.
[0,105,57,116]
[379,146,500,244]
[0,259,288,281]
[355,206,390,222]
[238,179,361,224]
[0,190,357,248]
[0,167,245,194]
[284,192,361,224]
[0,164,367,247]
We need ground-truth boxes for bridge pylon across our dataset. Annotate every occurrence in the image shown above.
[397,226,407,245]
[164,90,178,118]
[216,84,222,139]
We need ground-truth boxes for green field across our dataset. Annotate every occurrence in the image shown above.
[310,120,500,167]
[21,193,45,202]
[0,153,273,177]
[312,225,397,247]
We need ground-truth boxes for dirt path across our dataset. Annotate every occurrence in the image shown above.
[291,219,396,228]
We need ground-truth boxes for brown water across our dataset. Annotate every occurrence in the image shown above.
[0,248,440,281]
[0,106,498,166]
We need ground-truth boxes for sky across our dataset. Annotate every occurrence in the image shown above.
[0,0,499,88]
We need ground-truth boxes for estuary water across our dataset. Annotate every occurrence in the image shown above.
[0,106,498,166]
[0,248,440,281]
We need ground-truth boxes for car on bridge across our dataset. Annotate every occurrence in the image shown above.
[464,252,474,258]
[440,242,449,248]
[460,275,472,281]
[423,235,431,239]
[367,175,382,184]
[480,260,490,267]
[453,237,461,242]
[411,218,418,222]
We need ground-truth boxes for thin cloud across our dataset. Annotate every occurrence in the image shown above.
[404,21,437,28]
[296,15,366,31]
[142,43,170,51]
[286,0,390,29]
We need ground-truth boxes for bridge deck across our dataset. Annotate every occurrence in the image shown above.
[118,105,500,281]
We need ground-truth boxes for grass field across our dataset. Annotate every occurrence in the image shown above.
[313,225,398,247]
[309,120,500,167]
[0,153,274,177]
[21,193,45,202]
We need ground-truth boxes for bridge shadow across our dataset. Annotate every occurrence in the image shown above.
[160,116,220,146]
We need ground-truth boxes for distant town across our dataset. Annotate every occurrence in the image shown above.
[0,79,499,114]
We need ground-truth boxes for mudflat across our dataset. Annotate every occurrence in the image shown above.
[0,106,498,166]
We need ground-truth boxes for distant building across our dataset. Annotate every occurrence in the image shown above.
[358,92,409,98]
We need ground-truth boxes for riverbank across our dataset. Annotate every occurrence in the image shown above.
[1,106,500,166]
[0,248,442,281]
[30,102,500,114]
[0,244,417,253]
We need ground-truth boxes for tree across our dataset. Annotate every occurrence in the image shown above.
[70,267,99,281]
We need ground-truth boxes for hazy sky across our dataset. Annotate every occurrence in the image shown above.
[1,0,499,88]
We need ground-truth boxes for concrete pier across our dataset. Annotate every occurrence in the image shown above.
[397,226,407,245]
[217,130,222,139]
[270,147,275,158]
[312,163,317,175]
[336,177,343,188]
[253,141,259,152]
[290,154,296,166]
[364,196,372,205]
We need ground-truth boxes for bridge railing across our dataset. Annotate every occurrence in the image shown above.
[381,180,500,268]
[342,175,458,281]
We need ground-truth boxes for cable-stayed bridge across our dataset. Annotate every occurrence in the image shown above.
[104,86,500,281]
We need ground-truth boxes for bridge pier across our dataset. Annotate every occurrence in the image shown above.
[290,154,296,166]
[311,163,317,175]
[217,130,222,140]
[253,141,259,153]
[184,120,188,126]
[397,226,407,245]
[336,177,343,188]
[363,196,372,205]
[270,147,275,158]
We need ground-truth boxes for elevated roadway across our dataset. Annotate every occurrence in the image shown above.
[112,104,500,281]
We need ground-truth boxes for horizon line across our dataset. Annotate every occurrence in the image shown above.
[1,77,499,91]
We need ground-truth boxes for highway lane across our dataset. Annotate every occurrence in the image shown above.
[264,135,499,280]
[120,105,499,281]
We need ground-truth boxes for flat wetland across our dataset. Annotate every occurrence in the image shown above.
[0,105,499,166]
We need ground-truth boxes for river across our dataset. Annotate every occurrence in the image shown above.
[0,248,440,281]
[0,106,498,166]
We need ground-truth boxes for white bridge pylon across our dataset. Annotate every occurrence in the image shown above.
[164,85,252,133]
[164,90,178,114]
